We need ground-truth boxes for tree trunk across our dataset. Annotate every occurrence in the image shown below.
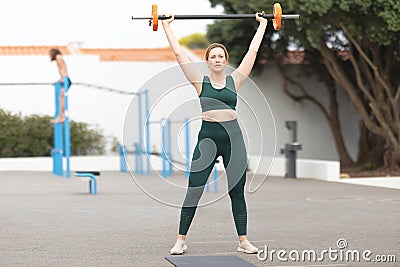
[328,112,355,167]
[384,145,400,172]
[319,39,400,172]
[357,123,385,167]
[277,64,354,167]
[323,72,355,167]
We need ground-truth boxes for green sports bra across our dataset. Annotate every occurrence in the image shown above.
[199,75,237,112]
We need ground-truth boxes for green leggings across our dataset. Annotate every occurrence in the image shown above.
[179,119,248,236]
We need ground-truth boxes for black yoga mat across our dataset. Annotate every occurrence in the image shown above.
[165,255,257,267]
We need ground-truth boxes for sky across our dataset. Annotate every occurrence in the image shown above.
[0,0,224,151]
[0,0,224,48]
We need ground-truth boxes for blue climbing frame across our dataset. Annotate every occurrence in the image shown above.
[121,90,219,193]
[52,79,71,178]
[74,171,100,195]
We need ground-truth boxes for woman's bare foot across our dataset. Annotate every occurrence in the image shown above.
[52,116,65,124]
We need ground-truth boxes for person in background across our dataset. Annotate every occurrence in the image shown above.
[49,48,71,123]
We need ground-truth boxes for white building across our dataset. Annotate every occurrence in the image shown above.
[0,45,360,179]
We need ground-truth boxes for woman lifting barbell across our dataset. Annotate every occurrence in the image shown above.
[162,11,269,256]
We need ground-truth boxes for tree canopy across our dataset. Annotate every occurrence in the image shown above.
[179,33,208,49]
[0,109,105,157]
[207,0,400,171]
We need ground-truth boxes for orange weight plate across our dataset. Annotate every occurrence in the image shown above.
[273,3,282,30]
[152,4,158,31]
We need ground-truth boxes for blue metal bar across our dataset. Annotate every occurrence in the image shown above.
[93,178,97,195]
[119,145,127,172]
[144,90,151,175]
[206,165,219,194]
[213,164,218,193]
[138,93,143,174]
[74,173,97,195]
[161,118,166,178]
[53,82,63,176]
[63,80,71,178]
[185,118,190,178]
[134,143,139,173]
[167,119,172,176]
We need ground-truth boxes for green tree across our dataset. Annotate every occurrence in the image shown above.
[0,109,25,157]
[207,0,400,172]
[110,136,120,153]
[69,121,105,155]
[0,108,105,157]
[179,33,208,49]
[21,114,54,156]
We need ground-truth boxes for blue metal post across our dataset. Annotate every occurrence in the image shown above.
[119,145,127,172]
[144,90,150,175]
[185,118,190,178]
[138,93,143,174]
[63,79,71,178]
[74,173,97,195]
[161,118,166,178]
[167,119,172,176]
[206,165,218,194]
[213,164,218,193]
[53,82,63,176]
[134,142,139,174]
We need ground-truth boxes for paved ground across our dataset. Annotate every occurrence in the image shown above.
[0,171,399,266]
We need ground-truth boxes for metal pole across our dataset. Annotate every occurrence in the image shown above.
[138,93,143,174]
[144,90,151,175]
[132,14,300,20]
[283,121,302,178]
[63,82,71,178]
[53,82,63,176]
[172,14,300,20]
[167,119,172,176]
[119,145,127,172]
[288,121,298,178]
[288,148,296,178]
[161,118,166,178]
[134,143,139,173]
[213,165,218,194]
[185,118,190,178]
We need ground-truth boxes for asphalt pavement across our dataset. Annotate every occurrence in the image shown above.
[0,171,398,266]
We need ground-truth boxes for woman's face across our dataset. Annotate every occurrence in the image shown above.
[207,47,228,72]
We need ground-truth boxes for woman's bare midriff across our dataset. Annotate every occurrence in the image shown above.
[202,109,237,122]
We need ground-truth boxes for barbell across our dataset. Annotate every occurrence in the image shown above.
[132,3,299,31]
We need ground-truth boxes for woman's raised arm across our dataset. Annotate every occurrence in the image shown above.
[231,13,268,90]
[162,14,203,95]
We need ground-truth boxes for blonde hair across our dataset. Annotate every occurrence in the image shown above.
[205,43,229,62]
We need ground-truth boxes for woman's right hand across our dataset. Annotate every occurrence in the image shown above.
[162,13,174,25]
[255,11,268,24]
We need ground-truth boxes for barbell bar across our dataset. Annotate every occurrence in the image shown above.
[132,3,300,31]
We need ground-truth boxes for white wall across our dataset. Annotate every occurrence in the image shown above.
[0,156,118,171]
[0,55,176,149]
[0,55,360,162]
[247,65,360,161]
[247,155,340,181]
